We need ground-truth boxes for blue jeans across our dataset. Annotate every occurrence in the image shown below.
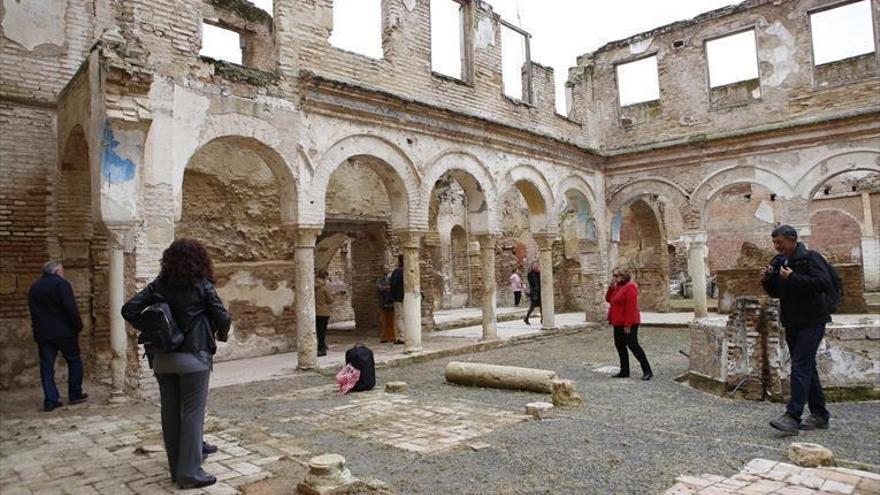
[38,337,84,408]
[785,323,829,421]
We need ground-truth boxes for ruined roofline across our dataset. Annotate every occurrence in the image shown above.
[575,0,774,65]
[208,0,272,25]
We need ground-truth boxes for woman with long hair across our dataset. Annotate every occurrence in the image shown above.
[605,268,652,380]
[122,238,230,489]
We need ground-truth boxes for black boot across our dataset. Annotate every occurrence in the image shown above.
[178,469,217,489]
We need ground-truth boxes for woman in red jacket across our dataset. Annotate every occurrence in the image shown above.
[605,268,653,380]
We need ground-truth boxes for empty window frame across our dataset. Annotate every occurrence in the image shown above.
[809,0,876,66]
[501,22,531,101]
[431,0,470,80]
[616,55,660,106]
[200,23,243,65]
[705,29,759,87]
[329,0,383,59]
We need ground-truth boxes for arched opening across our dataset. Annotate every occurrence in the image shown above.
[555,189,596,312]
[809,170,880,295]
[705,183,783,272]
[496,186,537,306]
[177,137,295,361]
[319,155,409,343]
[613,197,670,312]
[57,126,102,377]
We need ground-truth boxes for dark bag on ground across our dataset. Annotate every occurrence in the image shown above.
[137,301,185,352]
[345,344,375,392]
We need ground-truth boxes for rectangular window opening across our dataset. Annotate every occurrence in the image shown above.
[706,29,759,87]
[329,0,383,59]
[501,24,529,101]
[810,0,875,66]
[616,55,660,107]
[200,22,243,65]
[431,0,466,80]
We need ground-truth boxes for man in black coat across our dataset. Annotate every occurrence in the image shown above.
[28,261,88,411]
[389,254,405,345]
[761,225,832,434]
[523,261,542,325]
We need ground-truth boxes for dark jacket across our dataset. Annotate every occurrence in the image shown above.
[121,278,231,357]
[28,274,83,342]
[761,242,832,328]
[527,270,541,302]
[389,266,404,303]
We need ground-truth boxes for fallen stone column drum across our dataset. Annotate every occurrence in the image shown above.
[445,361,559,393]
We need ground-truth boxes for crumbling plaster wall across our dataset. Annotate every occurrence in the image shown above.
[579,0,880,151]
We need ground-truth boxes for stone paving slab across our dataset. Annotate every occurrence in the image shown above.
[0,412,296,495]
[663,458,880,494]
[271,388,531,454]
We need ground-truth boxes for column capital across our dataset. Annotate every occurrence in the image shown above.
[476,233,499,246]
[534,232,557,249]
[680,230,708,245]
[395,229,427,248]
[291,227,321,248]
[105,221,138,252]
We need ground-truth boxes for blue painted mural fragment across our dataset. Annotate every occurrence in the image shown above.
[101,120,136,184]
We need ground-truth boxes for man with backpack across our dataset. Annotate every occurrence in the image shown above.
[761,224,837,434]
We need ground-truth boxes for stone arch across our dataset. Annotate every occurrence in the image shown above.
[692,166,794,229]
[310,134,421,230]
[555,175,600,243]
[809,209,865,265]
[177,135,296,223]
[795,149,880,200]
[608,177,690,240]
[420,150,498,234]
[500,164,556,233]
[315,232,350,271]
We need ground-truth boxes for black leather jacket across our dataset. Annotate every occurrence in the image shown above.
[121,278,231,357]
[762,242,832,328]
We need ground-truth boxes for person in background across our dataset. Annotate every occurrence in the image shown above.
[523,262,541,325]
[122,238,230,489]
[509,268,523,307]
[315,269,332,357]
[605,268,652,380]
[762,224,832,434]
[389,254,405,345]
[28,260,88,412]
[377,269,396,343]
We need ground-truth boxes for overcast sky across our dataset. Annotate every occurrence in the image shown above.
[204,0,875,113]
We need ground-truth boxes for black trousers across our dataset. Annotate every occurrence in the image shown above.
[513,291,522,306]
[316,316,329,352]
[785,323,829,421]
[613,325,652,375]
[156,370,210,481]
[38,337,84,408]
[525,297,541,320]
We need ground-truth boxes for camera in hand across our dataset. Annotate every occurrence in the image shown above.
[768,254,787,274]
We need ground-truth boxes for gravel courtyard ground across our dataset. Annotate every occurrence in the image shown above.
[2,326,878,494]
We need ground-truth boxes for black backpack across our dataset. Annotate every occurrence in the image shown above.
[137,301,185,352]
[345,344,375,392]
[815,252,843,314]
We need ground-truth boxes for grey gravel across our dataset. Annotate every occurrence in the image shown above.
[209,326,880,494]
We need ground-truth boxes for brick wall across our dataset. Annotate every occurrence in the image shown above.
[809,209,863,263]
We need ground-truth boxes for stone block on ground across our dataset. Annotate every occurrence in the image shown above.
[445,361,558,393]
[551,378,583,407]
[525,401,554,419]
[787,442,834,467]
[297,454,357,495]
[385,381,407,393]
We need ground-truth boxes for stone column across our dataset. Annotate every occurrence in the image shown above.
[400,231,423,353]
[107,223,135,402]
[683,231,709,318]
[294,228,320,370]
[477,235,498,340]
[861,192,878,291]
[535,234,556,330]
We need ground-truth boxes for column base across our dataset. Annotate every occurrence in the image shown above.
[403,346,423,354]
[108,390,129,404]
[541,326,558,332]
